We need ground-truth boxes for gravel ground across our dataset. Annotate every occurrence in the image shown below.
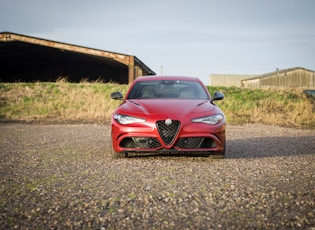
[0,123,314,229]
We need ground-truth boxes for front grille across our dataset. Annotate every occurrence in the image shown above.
[175,137,216,149]
[120,137,162,149]
[156,120,180,145]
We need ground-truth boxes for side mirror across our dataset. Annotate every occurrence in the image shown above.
[212,92,224,101]
[111,92,123,100]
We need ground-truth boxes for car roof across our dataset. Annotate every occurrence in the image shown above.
[134,75,201,82]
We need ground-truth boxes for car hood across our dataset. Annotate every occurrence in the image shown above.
[119,99,216,119]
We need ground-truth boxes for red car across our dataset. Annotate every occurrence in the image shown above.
[110,76,226,158]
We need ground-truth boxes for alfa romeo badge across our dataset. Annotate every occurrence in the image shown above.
[165,119,172,126]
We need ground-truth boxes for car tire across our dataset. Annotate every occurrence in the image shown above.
[209,144,226,159]
[208,154,225,159]
[111,143,127,158]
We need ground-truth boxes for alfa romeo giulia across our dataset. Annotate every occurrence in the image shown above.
[110,76,226,158]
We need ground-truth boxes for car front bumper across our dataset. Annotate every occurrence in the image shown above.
[111,120,225,154]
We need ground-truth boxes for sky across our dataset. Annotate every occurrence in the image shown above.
[1,0,315,84]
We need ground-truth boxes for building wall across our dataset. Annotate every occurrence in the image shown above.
[209,74,257,87]
[242,68,315,89]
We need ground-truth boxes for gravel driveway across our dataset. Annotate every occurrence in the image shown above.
[0,123,314,229]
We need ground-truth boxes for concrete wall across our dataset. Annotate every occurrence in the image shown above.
[209,74,257,87]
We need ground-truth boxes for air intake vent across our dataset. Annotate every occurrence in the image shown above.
[156,120,180,145]
[176,137,216,149]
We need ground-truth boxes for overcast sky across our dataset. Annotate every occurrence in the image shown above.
[1,0,314,84]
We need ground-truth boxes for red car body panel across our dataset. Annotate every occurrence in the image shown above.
[111,76,226,156]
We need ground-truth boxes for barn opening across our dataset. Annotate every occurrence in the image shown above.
[0,32,155,84]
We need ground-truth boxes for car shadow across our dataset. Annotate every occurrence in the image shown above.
[226,136,315,159]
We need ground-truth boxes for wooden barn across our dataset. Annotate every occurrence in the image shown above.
[241,67,315,90]
[0,32,155,84]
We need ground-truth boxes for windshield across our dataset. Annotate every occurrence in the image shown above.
[127,80,209,100]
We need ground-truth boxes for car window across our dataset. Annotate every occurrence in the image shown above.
[127,80,209,100]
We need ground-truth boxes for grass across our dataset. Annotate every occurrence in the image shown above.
[207,86,315,128]
[0,80,314,128]
[0,80,128,123]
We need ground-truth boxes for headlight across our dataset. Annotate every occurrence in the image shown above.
[113,114,146,125]
[192,114,224,125]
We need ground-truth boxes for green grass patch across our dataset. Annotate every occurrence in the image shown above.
[207,86,314,127]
